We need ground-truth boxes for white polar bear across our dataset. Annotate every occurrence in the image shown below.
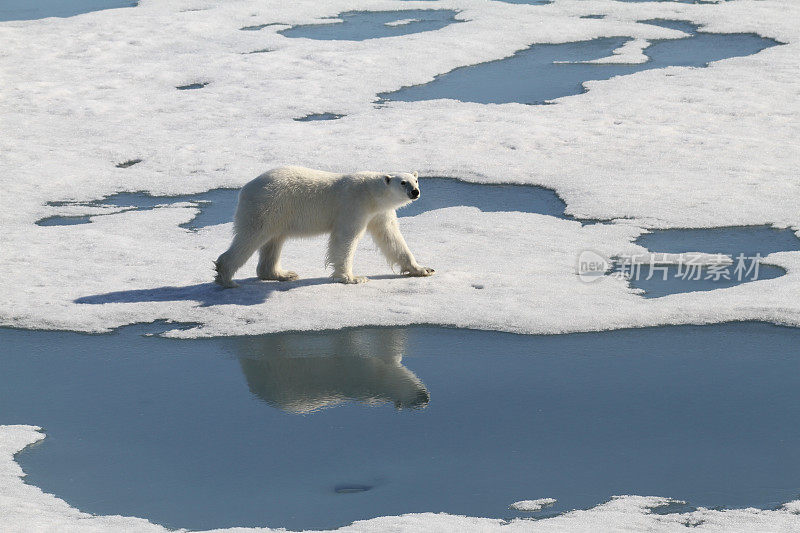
[214,165,435,287]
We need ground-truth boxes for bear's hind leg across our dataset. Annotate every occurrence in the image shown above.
[214,230,264,288]
[256,237,299,281]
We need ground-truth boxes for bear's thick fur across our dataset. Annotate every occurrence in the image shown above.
[214,166,434,287]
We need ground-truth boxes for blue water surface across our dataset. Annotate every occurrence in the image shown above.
[294,113,346,122]
[279,10,462,41]
[624,226,800,298]
[0,0,136,21]
[379,20,780,105]
[4,322,800,530]
[637,225,800,258]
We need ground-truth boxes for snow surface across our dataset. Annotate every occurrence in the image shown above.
[384,18,421,26]
[2,425,800,532]
[581,37,651,63]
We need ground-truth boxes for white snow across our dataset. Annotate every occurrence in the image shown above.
[384,18,421,26]
[1,0,798,337]
[583,38,651,64]
[2,425,799,533]
[509,498,558,512]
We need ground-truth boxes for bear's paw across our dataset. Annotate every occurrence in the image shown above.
[335,275,369,284]
[404,266,435,277]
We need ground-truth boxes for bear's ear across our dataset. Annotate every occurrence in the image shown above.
[384,174,392,184]
[412,171,418,179]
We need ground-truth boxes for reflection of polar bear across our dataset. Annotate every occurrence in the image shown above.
[214,166,435,287]
[236,328,430,413]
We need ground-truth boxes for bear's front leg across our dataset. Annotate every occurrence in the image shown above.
[328,219,368,284]
[367,212,435,278]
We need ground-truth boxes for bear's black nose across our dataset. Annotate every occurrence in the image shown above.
[410,189,420,199]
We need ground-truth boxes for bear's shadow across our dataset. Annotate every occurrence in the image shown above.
[75,275,407,308]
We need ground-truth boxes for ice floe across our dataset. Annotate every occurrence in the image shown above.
[1,0,798,338]
[509,498,558,512]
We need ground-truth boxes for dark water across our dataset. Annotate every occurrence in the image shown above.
[0,0,136,21]
[38,188,236,230]
[176,82,208,90]
[240,22,284,31]
[279,10,462,41]
[294,113,345,122]
[116,158,142,168]
[624,226,799,298]
[379,20,781,104]
[637,226,800,258]
[621,262,787,298]
[242,48,273,54]
[5,322,800,530]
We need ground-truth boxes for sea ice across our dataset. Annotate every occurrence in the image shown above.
[509,498,558,511]
[1,0,798,338]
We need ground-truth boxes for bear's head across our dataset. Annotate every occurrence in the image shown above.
[383,171,420,207]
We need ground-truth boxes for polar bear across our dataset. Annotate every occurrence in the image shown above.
[214,165,435,287]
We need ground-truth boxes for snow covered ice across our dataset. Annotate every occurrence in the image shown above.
[1,0,800,530]
[509,499,558,512]
[2,0,799,337]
